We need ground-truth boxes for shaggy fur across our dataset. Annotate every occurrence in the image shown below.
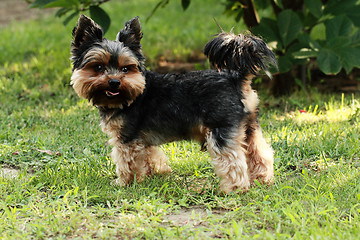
[70,15,276,193]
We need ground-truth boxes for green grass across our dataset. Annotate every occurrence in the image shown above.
[1,0,360,239]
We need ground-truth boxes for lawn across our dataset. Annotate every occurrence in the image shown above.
[1,0,360,239]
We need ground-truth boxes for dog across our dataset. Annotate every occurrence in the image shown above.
[70,15,276,193]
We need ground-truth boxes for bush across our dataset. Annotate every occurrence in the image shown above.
[27,0,111,33]
[153,0,360,94]
[224,0,360,75]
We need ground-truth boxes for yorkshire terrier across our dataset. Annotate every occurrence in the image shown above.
[70,15,277,193]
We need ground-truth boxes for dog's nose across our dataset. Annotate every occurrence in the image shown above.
[108,79,120,89]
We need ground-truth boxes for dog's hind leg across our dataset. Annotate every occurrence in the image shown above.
[240,79,274,185]
[206,128,250,193]
[245,122,274,185]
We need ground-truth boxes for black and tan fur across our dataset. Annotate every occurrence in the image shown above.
[70,15,276,193]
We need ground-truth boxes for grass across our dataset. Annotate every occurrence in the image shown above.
[1,0,360,239]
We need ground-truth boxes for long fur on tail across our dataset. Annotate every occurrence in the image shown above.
[204,32,277,78]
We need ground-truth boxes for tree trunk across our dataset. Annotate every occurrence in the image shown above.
[238,0,259,28]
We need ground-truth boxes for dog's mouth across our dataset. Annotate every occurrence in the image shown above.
[105,90,120,97]
[90,89,135,109]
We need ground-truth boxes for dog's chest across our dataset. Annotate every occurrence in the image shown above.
[100,113,124,145]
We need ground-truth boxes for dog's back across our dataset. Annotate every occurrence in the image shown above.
[119,33,277,148]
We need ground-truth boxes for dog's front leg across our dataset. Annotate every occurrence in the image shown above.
[110,142,152,186]
[110,144,135,186]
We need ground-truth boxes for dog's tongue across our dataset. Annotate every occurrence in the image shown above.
[105,90,120,96]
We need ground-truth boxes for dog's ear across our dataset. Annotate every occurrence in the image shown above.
[72,15,103,50]
[116,17,143,50]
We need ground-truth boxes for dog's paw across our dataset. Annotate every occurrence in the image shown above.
[219,175,251,194]
[219,184,250,195]
[156,164,172,174]
[110,178,128,187]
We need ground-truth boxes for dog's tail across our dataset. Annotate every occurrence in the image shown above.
[204,31,277,78]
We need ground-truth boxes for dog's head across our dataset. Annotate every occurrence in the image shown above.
[70,15,146,109]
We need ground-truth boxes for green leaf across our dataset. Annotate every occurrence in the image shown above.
[287,41,309,54]
[254,0,271,9]
[304,0,322,18]
[29,0,57,8]
[292,49,318,59]
[277,10,302,47]
[181,0,190,10]
[324,0,360,27]
[309,40,321,51]
[324,0,357,15]
[325,15,353,41]
[310,23,326,41]
[55,7,71,17]
[351,29,360,46]
[273,0,284,9]
[297,32,311,45]
[325,37,360,73]
[278,55,293,73]
[338,47,360,73]
[326,36,351,50]
[252,18,281,46]
[346,6,360,27]
[317,49,342,74]
[43,0,77,8]
[89,6,111,34]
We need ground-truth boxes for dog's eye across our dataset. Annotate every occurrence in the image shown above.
[121,67,128,73]
[94,64,104,72]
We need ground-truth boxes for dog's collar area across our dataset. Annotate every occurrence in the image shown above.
[96,105,117,111]
[95,103,131,112]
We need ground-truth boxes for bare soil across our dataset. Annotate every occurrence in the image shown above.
[162,206,228,238]
[0,0,52,27]
[0,167,20,178]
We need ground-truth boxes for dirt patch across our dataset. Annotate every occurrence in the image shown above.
[164,207,209,227]
[0,167,21,178]
[162,206,228,237]
[0,0,52,27]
